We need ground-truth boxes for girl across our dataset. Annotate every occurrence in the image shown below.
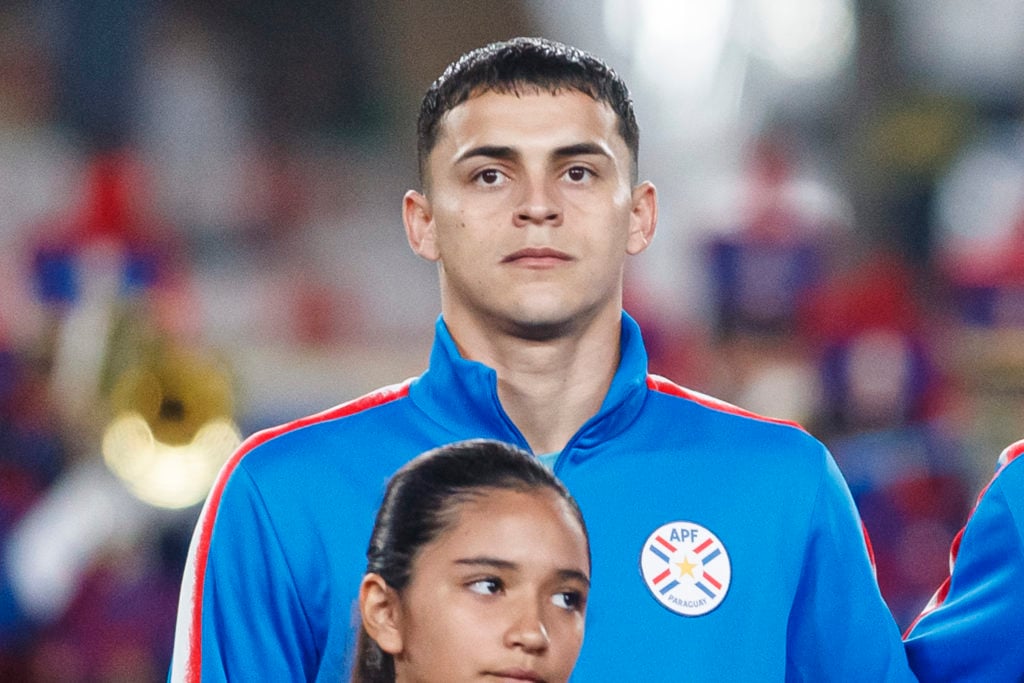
[353,439,591,683]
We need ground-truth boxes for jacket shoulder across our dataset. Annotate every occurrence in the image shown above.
[646,373,807,432]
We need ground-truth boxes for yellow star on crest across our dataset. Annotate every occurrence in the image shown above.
[676,555,698,578]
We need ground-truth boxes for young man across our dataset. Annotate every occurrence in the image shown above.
[903,438,1024,680]
[170,37,914,681]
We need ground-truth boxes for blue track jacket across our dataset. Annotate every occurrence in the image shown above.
[904,439,1024,681]
[169,313,913,681]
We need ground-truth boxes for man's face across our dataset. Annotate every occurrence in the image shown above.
[404,89,656,340]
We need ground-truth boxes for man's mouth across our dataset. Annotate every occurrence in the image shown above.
[502,247,572,265]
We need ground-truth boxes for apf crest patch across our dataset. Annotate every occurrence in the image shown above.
[639,521,731,616]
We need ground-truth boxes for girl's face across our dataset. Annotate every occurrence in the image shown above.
[390,488,590,683]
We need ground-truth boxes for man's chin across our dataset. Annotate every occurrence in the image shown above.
[506,318,574,342]
[500,307,588,342]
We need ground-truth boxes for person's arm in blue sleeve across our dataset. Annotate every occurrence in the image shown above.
[168,456,317,682]
[787,451,917,681]
[904,444,1024,682]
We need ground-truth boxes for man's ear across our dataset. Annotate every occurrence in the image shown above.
[626,181,657,255]
[403,190,440,262]
[359,573,404,655]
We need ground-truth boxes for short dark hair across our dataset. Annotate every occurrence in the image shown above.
[351,439,589,683]
[416,36,639,186]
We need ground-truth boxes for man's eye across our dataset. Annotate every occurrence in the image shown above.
[565,167,592,182]
[552,591,584,611]
[467,578,503,595]
[475,169,506,185]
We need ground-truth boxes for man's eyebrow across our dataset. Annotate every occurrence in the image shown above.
[455,142,612,165]
[454,145,517,164]
[552,142,611,160]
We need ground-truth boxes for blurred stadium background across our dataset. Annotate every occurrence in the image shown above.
[3,1,1024,679]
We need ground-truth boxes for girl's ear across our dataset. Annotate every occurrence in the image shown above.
[359,573,405,655]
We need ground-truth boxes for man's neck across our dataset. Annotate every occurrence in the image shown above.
[447,308,622,454]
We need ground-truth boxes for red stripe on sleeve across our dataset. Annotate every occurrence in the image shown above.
[184,379,413,681]
[645,374,804,431]
[902,438,1024,638]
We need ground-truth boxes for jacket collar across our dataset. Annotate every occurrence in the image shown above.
[409,312,649,460]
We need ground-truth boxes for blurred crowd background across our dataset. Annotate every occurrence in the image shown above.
[3,1,1024,679]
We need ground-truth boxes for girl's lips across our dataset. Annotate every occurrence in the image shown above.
[486,668,546,682]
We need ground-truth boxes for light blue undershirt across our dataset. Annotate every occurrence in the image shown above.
[537,452,558,469]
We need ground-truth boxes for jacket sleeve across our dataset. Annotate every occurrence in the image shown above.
[168,459,318,682]
[903,468,1024,681]
[786,451,917,682]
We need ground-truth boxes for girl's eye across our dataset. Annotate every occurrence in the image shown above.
[467,578,503,595]
[565,166,592,182]
[551,591,584,611]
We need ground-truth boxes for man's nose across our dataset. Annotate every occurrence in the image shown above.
[513,178,563,227]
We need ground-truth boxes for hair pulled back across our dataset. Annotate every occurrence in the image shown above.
[351,439,588,683]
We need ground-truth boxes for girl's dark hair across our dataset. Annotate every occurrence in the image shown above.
[351,439,589,683]
[416,36,640,186]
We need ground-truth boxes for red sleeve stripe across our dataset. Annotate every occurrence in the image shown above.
[182,379,413,682]
[904,437,1024,637]
[645,374,805,431]
[997,438,1024,470]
